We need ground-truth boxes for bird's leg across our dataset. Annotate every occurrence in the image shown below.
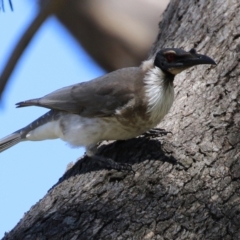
[86,144,133,172]
[143,128,172,138]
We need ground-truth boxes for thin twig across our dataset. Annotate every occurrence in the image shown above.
[0,0,67,100]
[0,0,13,11]
[1,0,5,11]
[9,0,13,11]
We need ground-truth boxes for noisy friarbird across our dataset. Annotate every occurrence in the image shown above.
[0,48,216,171]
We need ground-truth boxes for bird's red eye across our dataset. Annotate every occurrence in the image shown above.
[166,54,175,62]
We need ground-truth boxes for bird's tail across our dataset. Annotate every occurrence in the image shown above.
[0,131,22,153]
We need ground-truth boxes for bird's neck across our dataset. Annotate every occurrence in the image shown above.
[143,64,175,124]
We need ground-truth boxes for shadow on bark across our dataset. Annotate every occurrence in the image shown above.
[55,136,179,187]
[4,134,239,239]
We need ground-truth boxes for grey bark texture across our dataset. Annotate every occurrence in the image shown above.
[3,0,240,239]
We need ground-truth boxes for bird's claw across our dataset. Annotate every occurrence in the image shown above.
[143,128,172,138]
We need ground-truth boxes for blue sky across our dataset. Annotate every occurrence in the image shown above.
[0,1,104,237]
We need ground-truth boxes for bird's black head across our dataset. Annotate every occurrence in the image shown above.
[154,48,216,76]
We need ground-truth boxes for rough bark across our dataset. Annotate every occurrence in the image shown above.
[3,0,240,239]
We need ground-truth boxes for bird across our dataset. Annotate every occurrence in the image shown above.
[0,48,216,171]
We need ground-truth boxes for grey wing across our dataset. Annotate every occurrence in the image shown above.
[16,67,140,117]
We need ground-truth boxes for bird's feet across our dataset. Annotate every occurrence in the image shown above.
[91,155,134,173]
[143,128,172,138]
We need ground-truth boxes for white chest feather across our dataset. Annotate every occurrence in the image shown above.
[144,67,174,125]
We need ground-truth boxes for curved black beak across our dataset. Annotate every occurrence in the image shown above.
[155,48,216,76]
[179,49,216,67]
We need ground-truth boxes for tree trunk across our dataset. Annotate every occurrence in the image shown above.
[3,0,240,239]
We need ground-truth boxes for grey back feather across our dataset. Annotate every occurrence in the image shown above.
[16,67,143,117]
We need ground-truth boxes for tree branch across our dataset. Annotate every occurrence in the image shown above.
[0,0,67,100]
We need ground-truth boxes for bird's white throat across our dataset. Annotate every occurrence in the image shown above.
[144,66,174,124]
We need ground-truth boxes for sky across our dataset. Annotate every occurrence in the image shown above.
[0,1,104,237]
